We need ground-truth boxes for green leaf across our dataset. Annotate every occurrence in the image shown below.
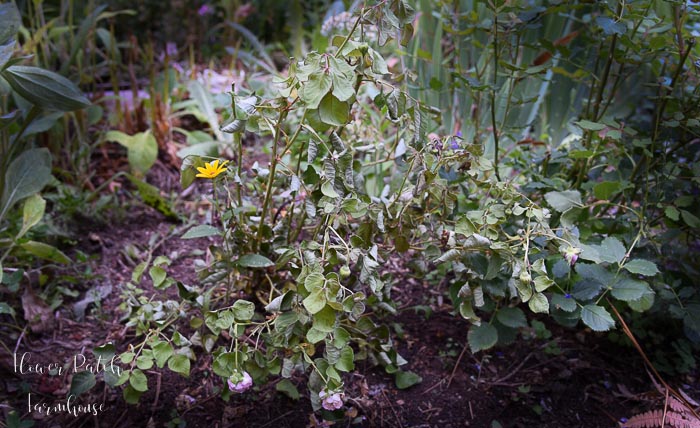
[181,225,221,239]
[665,206,680,221]
[544,190,582,212]
[0,302,16,317]
[69,371,96,397]
[129,369,148,392]
[623,259,659,276]
[306,326,327,343]
[628,289,655,312]
[136,355,154,370]
[152,341,173,368]
[104,130,157,175]
[303,289,326,314]
[321,181,340,198]
[496,307,528,328]
[335,346,354,372]
[149,266,167,288]
[596,16,626,35]
[312,305,336,332]
[168,354,190,377]
[598,237,626,264]
[468,323,498,353]
[212,352,237,377]
[593,181,621,200]
[1,65,90,111]
[300,72,332,109]
[236,254,274,268]
[581,304,615,331]
[611,278,650,301]
[574,120,606,131]
[0,3,21,46]
[232,300,255,321]
[551,294,577,312]
[395,370,422,389]
[276,378,300,400]
[528,292,549,314]
[20,241,71,264]
[0,148,52,220]
[122,385,143,404]
[17,194,45,238]
[681,210,700,228]
[318,93,350,126]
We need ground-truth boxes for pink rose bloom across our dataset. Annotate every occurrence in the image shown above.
[319,389,344,411]
[227,371,253,393]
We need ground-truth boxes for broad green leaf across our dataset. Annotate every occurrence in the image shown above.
[212,352,238,377]
[528,292,549,314]
[468,323,498,353]
[122,385,143,404]
[681,210,700,228]
[276,378,300,400]
[551,294,577,312]
[300,72,332,109]
[232,300,255,321]
[18,194,45,238]
[0,148,51,220]
[168,354,190,377]
[129,369,148,392]
[611,278,650,301]
[581,304,615,331]
[136,355,154,370]
[623,259,659,276]
[496,307,527,328]
[321,181,340,198]
[319,93,350,126]
[152,341,173,368]
[104,130,157,175]
[544,190,582,212]
[312,305,336,332]
[335,346,354,372]
[236,254,274,268]
[574,120,606,131]
[303,289,326,314]
[306,326,327,343]
[70,371,96,397]
[628,289,655,312]
[593,181,621,200]
[2,65,90,111]
[182,225,220,239]
[20,241,71,264]
[149,266,167,288]
[598,237,626,264]
[533,276,554,292]
[395,370,422,389]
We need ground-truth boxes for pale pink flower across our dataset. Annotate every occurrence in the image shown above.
[564,246,581,266]
[319,389,344,411]
[227,371,253,393]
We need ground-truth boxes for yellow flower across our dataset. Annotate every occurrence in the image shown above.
[196,159,229,179]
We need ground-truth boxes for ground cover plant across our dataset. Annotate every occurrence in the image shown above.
[0,0,699,427]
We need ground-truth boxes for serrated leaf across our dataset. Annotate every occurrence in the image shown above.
[623,259,659,276]
[551,294,577,312]
[598,237,626,264]
[611,278,650,301]
[581,304,615,331]
[496,307,527,328]
[468,323,498,353]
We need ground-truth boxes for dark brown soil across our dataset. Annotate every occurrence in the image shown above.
[1,168,698,428]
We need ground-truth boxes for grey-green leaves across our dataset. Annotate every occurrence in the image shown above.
[2,65,90,111]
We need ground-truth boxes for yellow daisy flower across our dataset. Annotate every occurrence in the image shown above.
[196,159,229,179]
